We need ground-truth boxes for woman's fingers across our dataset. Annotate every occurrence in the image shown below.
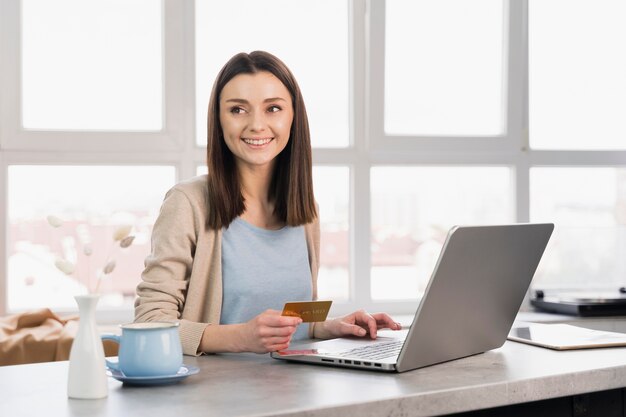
[267,342,291,352]
[257,325,298,338]
[258,309,303,327]
[370,313,403,330]
[350,310,379,338]
[335,311,402,339]
[262,336,292,348]
[243,309,302,353]
[340,321,368,337]
[360,312,378,338]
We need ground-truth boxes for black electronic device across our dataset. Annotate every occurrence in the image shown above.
[530,288,626,316]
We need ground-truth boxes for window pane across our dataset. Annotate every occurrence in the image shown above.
[385,0,504,136]
[371,167,513,300]
[313,167,350,301]
[7,166,176,311]
[530,168,626,289]
[195,0,349,148]
[21,0,163,130]
[529,0,626,150]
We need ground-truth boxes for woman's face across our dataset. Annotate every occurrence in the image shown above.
[219,71,294,171]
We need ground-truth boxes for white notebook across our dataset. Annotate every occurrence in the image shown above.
[508,323,626,350]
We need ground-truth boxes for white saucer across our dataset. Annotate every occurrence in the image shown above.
[106,364,200,386]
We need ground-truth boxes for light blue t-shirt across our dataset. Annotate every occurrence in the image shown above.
[220,217,312,340]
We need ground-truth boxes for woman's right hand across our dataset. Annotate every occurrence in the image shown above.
[238,309,302,353]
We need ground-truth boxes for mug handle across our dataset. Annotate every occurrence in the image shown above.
[101,334,121,371]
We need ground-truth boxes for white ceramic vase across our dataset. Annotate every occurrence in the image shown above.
[67,294,108,399]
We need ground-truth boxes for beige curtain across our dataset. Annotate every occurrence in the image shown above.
[0,308,118,366]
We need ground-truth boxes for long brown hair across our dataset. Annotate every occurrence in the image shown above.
[206,51,317,229]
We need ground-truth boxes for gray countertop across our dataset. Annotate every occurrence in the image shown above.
[2,339,626,417]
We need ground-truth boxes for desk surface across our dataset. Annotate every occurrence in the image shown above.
[2,339,626,417]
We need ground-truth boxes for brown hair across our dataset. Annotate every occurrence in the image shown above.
[206,51,317,229]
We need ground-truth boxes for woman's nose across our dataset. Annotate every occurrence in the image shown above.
[248,110,267,132]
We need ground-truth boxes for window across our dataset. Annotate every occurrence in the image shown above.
[529,0,626,150]
[527,0,626,293]
[7,166,175,311]
[385,0,505,136]
[530,167,626,289]
[21,0,163,131]
[371,166,513,300]
[2,1,625,319]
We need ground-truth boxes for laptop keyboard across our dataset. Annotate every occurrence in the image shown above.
[337,340,404,360]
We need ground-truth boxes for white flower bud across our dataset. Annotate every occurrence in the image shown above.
[113,225,132,241]
[54,258,75,275]
[83,244,93,256]
[119,236,135,248]
[47,215,63,228]
[103,260,116,274]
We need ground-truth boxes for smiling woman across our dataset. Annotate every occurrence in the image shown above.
[205,51,316,230]
[134,51,401,356]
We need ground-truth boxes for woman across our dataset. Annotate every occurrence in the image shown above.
[135,51,401,356]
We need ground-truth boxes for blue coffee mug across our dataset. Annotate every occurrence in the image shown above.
[101,322,183,377]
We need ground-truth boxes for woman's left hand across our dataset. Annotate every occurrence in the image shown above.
[315,310,402,340]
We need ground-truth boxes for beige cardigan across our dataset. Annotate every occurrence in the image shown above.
[134,175,320,355]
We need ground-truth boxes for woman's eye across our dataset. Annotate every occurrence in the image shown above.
[230,107,245,114]
[268,105,281,113]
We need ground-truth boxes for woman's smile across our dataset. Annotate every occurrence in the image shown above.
[242,137,274,147]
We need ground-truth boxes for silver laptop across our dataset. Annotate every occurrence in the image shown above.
[271,223,554,373]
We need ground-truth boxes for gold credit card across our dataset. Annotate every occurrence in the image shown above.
[281,300,332,323]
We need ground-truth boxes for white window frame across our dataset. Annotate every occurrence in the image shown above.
[355,0,626,317]
[0,0,186,153]
[367,0,522,153]
[0,0,198,321]
[347,0,527,316]
[2,0,626,320]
